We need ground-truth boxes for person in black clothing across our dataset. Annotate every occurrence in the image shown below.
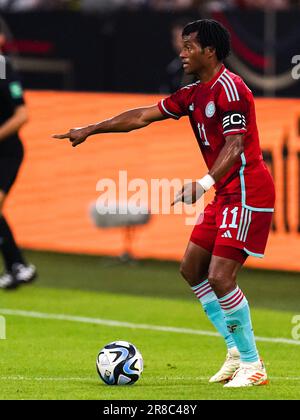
[0,24,36,289]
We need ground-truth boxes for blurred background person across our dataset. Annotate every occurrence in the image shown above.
[0,0,72,11]
[160,19,197,93]
[80,0,148,12]
[0,20,36,289]
[149,0,194,11]
[235,0,290,9]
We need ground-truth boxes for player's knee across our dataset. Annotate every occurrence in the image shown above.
[208,271,236,297]
[180,259,206,285]
[208,272,222,289]
[179,259,190,281]
[179,259,198,284]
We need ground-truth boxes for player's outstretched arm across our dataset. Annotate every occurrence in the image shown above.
[52,105,167,147]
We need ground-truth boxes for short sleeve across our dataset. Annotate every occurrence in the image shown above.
[216,77,248,137]
[158,87,190,120]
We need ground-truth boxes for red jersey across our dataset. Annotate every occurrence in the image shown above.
[158,64,275,212]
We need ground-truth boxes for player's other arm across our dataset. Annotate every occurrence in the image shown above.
[173,134,244,205]
[53,105,168,147]
[0,105,28,143]
[208,134,244,182]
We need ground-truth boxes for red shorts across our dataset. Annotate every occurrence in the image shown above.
[190,197,273,263]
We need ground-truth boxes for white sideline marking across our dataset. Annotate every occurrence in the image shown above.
[0,308,300,347]
[0,375,299,382]
[0,376,95,382]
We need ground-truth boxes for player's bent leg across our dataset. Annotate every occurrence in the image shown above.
[208,255,240,297]
[180,242,237,380]
[207,252,245,382]
[208,249,268,387]
[180,241,211,286]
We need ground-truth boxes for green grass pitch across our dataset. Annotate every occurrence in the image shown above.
[0,250,300,400]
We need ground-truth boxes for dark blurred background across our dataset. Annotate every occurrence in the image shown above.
[0,0,299,96]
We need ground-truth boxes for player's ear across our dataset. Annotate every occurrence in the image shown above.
[205,46,216,58]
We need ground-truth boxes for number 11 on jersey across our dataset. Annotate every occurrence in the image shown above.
[197,123,210,146]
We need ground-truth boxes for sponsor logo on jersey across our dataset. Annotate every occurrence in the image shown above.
[205,101,216,118]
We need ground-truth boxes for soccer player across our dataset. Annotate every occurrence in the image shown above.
[54,19,275,387]
[0,23,37,289]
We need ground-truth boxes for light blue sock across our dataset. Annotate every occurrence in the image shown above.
[219,287,259,363]
[192,280,236,350]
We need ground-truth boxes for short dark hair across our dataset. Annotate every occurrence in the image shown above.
[182,19,231,61]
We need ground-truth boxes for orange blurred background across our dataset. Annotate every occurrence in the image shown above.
[5,91,300,271]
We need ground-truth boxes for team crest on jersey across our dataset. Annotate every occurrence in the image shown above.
[205,101,216,118]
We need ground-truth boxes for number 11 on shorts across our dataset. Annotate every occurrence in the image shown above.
[220,207,239,229]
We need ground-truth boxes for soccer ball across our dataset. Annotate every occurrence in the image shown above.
[96,340,143,385]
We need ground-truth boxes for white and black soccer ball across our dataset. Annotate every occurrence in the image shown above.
[96,340,143,385]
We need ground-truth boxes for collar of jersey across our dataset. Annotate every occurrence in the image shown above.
[200,64,225,88]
